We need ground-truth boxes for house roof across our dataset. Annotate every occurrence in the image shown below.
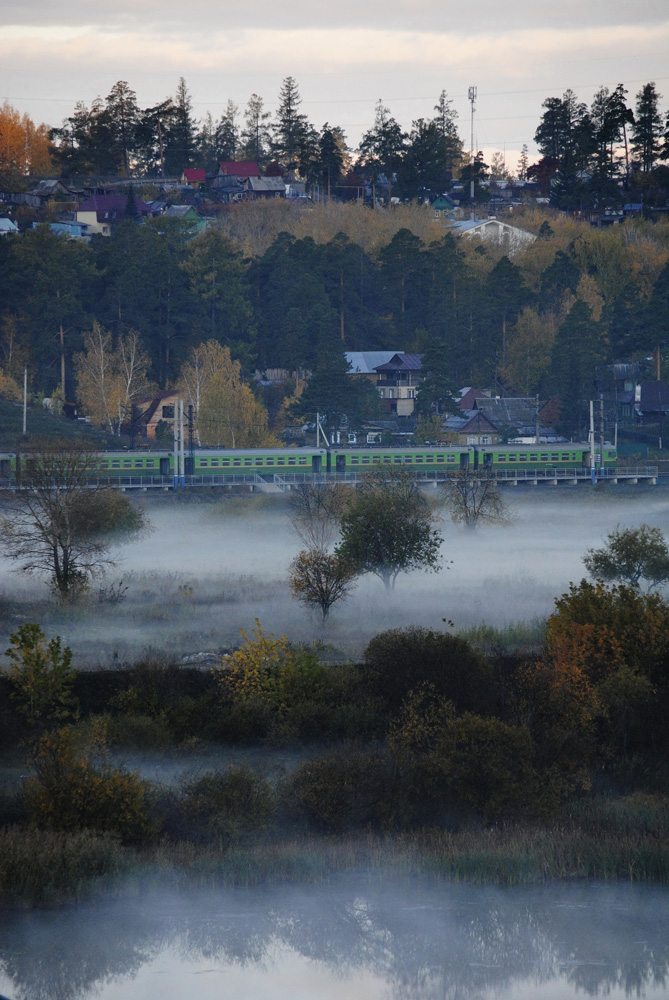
[474,397,539,428]
[458,412,499,434]
[0,217,19,233]
[76,194,150,222]
[345,351,399,374]
[136,389,180,425]
[165,205,201,219]
[458,387,489,410]
[374,353,423,373]
[638,381,669,413]
[182,168,206,183]
[218,161,261,178]
[246,176,285,192]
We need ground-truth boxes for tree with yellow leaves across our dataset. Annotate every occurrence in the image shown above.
[74,322,154,435]
[0,102,53,183]
[195,344,277,448]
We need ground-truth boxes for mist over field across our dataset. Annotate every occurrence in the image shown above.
[1,483,668,666]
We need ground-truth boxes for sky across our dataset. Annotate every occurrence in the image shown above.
[2,0,669,170]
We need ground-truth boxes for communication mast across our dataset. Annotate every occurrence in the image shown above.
[468,86,477,216]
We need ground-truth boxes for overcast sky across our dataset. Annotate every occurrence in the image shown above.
[2,0,668,167]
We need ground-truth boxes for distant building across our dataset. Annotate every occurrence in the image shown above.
[448,217,536,256]
[0,217,19,236]
[136,390,180,441]
[180,168,206,187]
[346,351,423,415]
[75,194,150,236]
[217,161,261,181]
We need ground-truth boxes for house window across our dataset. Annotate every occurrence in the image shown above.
[408,390,415,399]
[162,405,174,418]
[378,389,385,398]
[388,389,395,399]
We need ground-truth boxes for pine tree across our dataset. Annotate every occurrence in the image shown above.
[240,93,272,165]
[631,82,664,172]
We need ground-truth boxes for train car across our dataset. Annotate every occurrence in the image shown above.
[477,443,618,474]
[327,445,474,475]
[92,447,328,483]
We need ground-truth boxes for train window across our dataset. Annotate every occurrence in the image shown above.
[447,455,455,463]
[529,454,538,462]
[288,457,296,466]
[425,455,434,463]
[414,455,423,463]
[436,454,445,463]
[298,457,307,465]
[519,455,527,462]
[266,458,274,466]
[540,454,549,461]
[508,454,516,462]
[200,459,208,467]
[134,460,143,468]
[276,458,285,466]
[98,461,108,469]
[361,456,370,464]
[383,455,392,463]
[111,460,120,469]
[393,456,402,464]
[221,459,230,467]
[607,451,616,459]
[404,455,412,463]
[350,456,359,464]
[550,454,558,461]
[561,453,569,461]
[145,460,155,468]
[255,458,264,466]
[498,455,506,462]
[233,458,241,467]
[372,455,380,463]
[123,460,132,468]
[210,458,218,466]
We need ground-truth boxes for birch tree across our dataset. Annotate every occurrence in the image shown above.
[74,322,153,435]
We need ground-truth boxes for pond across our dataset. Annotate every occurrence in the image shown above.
[1,877,668,1000]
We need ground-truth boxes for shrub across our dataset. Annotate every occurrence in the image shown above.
[3,623,78,729]
[25,720,154,843]
[363,627,495,714]
[177,765,275,844]
[286,747,395,832]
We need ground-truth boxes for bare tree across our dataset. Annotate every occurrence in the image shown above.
[287,482,350,551]
[0,438,148,598]
[289,549,357,623]
[444,466,512,529]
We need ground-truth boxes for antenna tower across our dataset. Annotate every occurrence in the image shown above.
[468,86,477,215]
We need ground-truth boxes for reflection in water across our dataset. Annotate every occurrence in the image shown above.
[0,879,668,1000]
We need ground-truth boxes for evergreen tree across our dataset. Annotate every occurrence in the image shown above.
[314,124,347,197]
[550,299,603,435]
[135,98,175,177]
[416,337,458,415]
[240,93,272,165]
[432,90,463,171]
[216,100,240,162]
[358,100,406,205]
[484,256,533,382]
[399,119,453,199]
[289,349,380,437]
[164,77,196,173]
[272,76,313,177]
[377,229,427,340]
[631,82,664,172]
[103,80,139,176]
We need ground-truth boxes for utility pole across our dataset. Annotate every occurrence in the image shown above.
[599,394,605,475]
[468,86,477,218]
[589,400,596,484]
[535,394,540,445]
[22,366,27,438]
[173,403,179,489]
[179,399,185,488]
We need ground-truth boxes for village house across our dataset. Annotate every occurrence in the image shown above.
[135,390,181,441]
[449,217,536,256]
[217,161,261,182]
[75,194,150,236]
[179,168,206,188]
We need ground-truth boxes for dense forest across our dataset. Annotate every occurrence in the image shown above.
[1,200,668,437]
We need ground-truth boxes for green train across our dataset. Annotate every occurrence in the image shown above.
[0,442,618,487]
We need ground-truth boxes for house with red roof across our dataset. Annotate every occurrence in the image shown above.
[218,161,261,180]
[180,168,206,187]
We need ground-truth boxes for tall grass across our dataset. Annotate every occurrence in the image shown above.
[0,827,130,904]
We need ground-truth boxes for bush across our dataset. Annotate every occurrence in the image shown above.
[286,747,395,832]
[25,721,154,843]
[363,627,495,714]
[176,765,275,844]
